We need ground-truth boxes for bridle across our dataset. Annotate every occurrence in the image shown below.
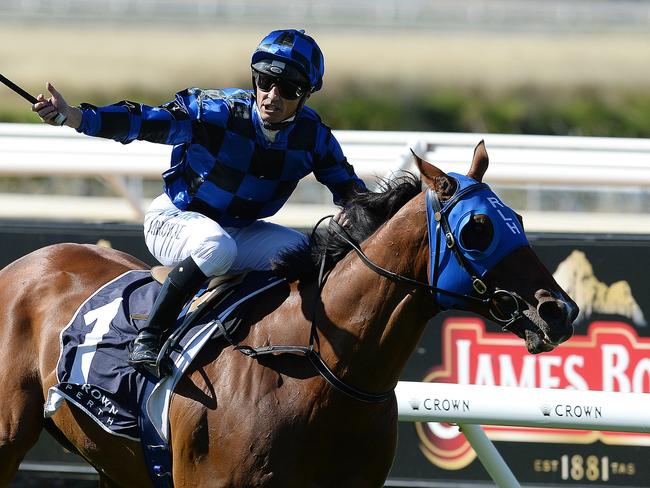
[424,183,526,331]
[228,178,528,403]
[328,182,527,328]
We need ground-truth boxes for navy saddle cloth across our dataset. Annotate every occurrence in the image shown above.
[46,269,284,441]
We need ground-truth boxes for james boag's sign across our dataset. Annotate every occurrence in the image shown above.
[415,249,649,484]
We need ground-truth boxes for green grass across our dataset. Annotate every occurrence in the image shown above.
[308,86,650,137]
[3,25,649,136]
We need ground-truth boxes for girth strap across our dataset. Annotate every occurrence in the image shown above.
[233,341,393,403]
[215,310,393,404]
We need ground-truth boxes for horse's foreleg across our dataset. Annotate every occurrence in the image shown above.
[0,378,43,487]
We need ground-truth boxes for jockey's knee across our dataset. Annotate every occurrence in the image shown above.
[190,234,237,277]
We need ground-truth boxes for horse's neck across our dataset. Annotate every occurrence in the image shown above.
[320,198,436,394]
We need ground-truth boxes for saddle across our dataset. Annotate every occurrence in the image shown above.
[149,265,248,314]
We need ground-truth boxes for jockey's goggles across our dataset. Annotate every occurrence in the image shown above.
[253,70,307,100]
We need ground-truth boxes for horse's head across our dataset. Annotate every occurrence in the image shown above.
[413,141,578,353]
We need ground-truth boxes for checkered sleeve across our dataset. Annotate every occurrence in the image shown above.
[76,91,196,145]
[313,128,367,206]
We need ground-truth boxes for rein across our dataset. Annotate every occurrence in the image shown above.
[328,186,525,330]
[219,215,394,403]
[225,184,525,404]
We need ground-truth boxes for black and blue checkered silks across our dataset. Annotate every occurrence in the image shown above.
[251,29,325,92]
[77,88,364,227]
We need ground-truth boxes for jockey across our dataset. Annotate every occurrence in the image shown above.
[33,29,366,371]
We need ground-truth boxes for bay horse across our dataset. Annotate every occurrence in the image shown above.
[0,142,576,487]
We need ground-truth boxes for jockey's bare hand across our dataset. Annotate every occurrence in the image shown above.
[32,82,82,129]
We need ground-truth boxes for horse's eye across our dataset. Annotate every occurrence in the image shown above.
[460,215,494,251]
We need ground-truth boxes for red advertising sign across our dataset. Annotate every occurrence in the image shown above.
[417,318,650,471]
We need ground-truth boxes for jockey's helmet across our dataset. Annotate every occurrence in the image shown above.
[251,29,324,93]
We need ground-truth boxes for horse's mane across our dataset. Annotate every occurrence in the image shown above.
[272,173,421,281]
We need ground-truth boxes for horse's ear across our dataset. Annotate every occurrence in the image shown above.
[467,140,489,182]
[411,148,446,187]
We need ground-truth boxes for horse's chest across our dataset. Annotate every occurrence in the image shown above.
[238,400,397,484]
[174,355,397,486]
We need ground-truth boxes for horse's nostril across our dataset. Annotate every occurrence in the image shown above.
[537,298,564,324]
[537,296,576,344]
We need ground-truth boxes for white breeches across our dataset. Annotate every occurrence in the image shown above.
[143,193,308,277]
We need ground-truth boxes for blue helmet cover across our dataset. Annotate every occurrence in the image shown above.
[251,29,325,92]
[426,173,529,309]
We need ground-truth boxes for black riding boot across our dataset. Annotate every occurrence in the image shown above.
[128,255,207,369]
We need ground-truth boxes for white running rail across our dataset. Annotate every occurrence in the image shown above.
[395,381,650,487]
[3,123,650,185]
[1,123,649,226]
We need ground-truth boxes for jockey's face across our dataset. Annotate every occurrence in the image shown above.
[255,83,307,124]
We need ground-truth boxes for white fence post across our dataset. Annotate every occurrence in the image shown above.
[458,424,520,488]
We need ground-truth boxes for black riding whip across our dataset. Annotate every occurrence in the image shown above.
[0,73,66,125]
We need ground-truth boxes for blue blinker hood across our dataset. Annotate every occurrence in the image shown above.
[426,173,529,309]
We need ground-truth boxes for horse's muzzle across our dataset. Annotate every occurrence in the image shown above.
[535,289,578,345]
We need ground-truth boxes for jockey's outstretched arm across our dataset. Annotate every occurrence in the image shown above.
[31,82,192,146]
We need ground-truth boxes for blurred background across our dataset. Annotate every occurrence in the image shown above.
[1,0,649,228]
[2,0,650,133]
